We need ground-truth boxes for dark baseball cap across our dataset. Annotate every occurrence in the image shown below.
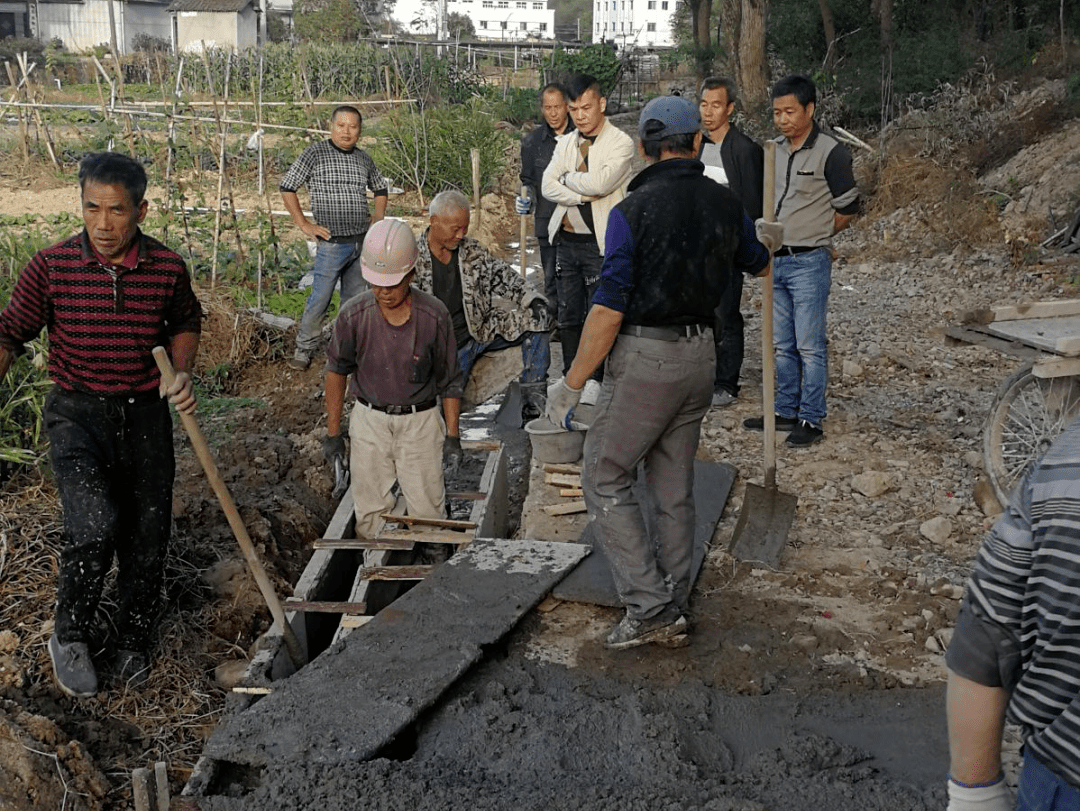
[638,95,701,139]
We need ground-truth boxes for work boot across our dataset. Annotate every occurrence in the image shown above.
[520,381,547,423]
[711,389,737,408]
[604,604,687,650]
[786,419,824,447]
[48,635,98,698]
[115,650,151,688]
[287,351,311,371]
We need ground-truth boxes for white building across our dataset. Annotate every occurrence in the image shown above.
[592,0,679,47]
[392,0,555,41]
[36,0,173,53]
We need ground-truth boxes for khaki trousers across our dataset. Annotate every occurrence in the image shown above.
[349,404,446,540]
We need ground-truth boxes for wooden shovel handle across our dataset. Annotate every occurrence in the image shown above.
[520,184,528,278]
[153,346,305,668]
[762,142,777,489]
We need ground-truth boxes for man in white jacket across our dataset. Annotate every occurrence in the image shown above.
[542,73,633,405]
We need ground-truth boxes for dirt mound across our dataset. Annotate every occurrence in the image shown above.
[0,699,108,811]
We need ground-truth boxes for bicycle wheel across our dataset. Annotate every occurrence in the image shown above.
[983,363,1080,506]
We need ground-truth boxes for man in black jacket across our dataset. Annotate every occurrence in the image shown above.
[698,77,764,408]
[545,96,778,650]
[517,83,574,320]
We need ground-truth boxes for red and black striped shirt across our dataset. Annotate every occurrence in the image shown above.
[0,230,202,395]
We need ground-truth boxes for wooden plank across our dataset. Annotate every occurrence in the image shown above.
[447,491,485,500]
[1034,356,1080,378]
[132,768,152,811]
[313,538,415,551]
[984,314,1080,355]
[339,615,374,629]
[559,488,584,498]
[989,299,1080,321]
[154,762,170,811]
[379,514,477,530]
[1057,337,1080,356]
[461,439,501,451]
[535,595,562,613]
[231,686,274,695]
[283,600,368,614]
[543,500,588,516]
[943,325,1043,360]
[379,529,473,545]
[358,565,435,581]
[543,462,581,475]
[544,472,581,488]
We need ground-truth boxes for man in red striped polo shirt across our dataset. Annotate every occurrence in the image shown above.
[0,152,202,698]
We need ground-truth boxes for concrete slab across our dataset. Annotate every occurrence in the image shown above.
[552,459,737,607]
[463,347,521,410]
[201,539,588,772]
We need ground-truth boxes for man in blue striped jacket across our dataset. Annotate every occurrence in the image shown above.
[946,417,1080,810]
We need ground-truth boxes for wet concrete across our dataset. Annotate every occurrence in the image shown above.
[200,633,946,810]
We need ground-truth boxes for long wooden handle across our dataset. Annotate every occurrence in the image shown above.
[519,184,528,278]
[153,346,305,669]
[762,142,777,489]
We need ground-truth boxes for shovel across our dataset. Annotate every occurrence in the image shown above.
[729,142,797,568]
[519,184,529,279]
[153,346,306,669]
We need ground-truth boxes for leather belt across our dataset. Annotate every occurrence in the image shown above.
[619,323,711,342]
[358,397,437,415]
[776,245,820,256]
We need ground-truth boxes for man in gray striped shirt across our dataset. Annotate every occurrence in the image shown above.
[946,417,1080,810]
[281,105,388,370]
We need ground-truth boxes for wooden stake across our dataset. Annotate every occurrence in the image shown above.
[471,148,481,233]
[154,762,170,811]
[132,768,151,811]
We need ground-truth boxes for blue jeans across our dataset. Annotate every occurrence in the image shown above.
[457,331,551,388]
[1018,753,1080,811]
[296,238,368,357]
[555,238,604,378]
[773,248,831,427]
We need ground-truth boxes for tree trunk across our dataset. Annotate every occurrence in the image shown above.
[720,0,741,79]
[737,0,768,112]
[107,0,119,56]
[688,0,714,84]
[818,0,837,75]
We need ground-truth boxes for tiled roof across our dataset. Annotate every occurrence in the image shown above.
[168,0,252,12]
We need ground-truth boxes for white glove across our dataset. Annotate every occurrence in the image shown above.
[545,377,582,430]
[754,218,785,254]
[946,775,1013,811]
[515,195,532,215]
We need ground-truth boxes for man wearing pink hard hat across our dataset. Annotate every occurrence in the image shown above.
[323,219,464,540]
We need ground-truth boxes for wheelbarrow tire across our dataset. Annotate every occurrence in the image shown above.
[983,362,1080,507]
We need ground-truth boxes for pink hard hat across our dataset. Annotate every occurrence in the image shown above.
[361,219,419,287]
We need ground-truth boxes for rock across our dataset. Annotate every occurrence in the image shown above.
[920,516,953,543]
[0,630,18,653]
[204,559,248,595]
[924,635,943,653]
[851,470,895,497]
[842,360,864,378]
[936,627,955,649]
[790,634,819,653]
[931,582,965,599]
[214,659,251,690]
[963,451,983,469]
[973,476,1004,517]
[942,498,962,516]
[0,654,24,688]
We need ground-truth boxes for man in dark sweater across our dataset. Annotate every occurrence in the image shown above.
[517,82,574,321]
[546,97,777,650]
[698,77,764,408]
[0,152,202,697]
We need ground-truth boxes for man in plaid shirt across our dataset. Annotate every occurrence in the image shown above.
[280,105,389,370]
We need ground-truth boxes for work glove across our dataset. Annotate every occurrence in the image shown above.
[515,195,532,215]
[545,377,583,430]
[443,435,463,477]
[322,433,346,468]
[946,775,1013,811]
[754,218,785,254]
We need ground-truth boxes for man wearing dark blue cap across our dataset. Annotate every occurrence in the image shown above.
[546,96,780,649]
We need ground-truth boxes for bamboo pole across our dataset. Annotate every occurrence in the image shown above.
[256,49,264,196]
[471,148,481,234]
[4,62,29,167]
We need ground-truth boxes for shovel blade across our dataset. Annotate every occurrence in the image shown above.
[495,380,524,428]
[729,483,797,568]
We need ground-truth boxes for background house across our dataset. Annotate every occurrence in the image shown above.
[35,0,173,53]
[168,0,258,52]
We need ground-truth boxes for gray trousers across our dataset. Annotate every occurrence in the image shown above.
[582,330,714,620]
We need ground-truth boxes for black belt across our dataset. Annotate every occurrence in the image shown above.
[619,323,711,342]
[325,232,365,244]
[776,245,821,256]
[358,397,437,415]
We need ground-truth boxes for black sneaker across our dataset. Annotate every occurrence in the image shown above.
[48,635,98,698]
[786,419,824,447]
[115,650,151,688]
[743,414,798,431]
[604,604,687,650]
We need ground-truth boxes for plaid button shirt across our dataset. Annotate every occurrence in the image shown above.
[279,140,388,239]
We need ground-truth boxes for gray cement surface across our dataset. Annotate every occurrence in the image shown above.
[202,539,587,770]
[200,629,947,810]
